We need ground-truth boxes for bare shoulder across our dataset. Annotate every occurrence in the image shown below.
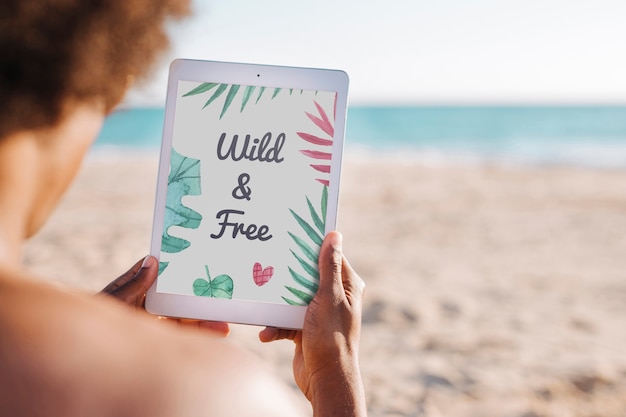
[0,269,307,417]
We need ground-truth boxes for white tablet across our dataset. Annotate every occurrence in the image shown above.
[145,59,349,329]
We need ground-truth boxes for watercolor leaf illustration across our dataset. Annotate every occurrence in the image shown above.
[283,186,328,305]
[161,148,202,254]
[193,265,234,299]
[182,82,285,119]
[296,99,335,186]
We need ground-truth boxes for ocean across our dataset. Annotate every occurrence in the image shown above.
[95,105,626,168]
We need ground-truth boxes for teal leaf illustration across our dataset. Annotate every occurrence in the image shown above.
[202,83,229,109]
[306,196,324,235]
[289,209,324,246]
[288,232,319,264]
[241,85,256,112]
[284,286,313,305]
[255,86,266,104]
[158,261,169,276]
[220,84,240,119]
[183,82,219,97]
[161,148,202,253]
[290,249,320,281]
[289,210,323,247]
[183,81,293,118]
[288,267,318,293]
[321,185,328,222]
[282,296,305,306]
[284,186,327,305]
[193,265,234,299]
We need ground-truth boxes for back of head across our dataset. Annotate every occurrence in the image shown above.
[0,0,190,138]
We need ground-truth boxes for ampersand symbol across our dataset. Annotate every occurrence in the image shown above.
[232,173,252,201]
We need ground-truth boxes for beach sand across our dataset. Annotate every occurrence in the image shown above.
[23,152,626,417]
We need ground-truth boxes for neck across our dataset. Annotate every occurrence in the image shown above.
[0,132,41,265]
[0,103,104,268]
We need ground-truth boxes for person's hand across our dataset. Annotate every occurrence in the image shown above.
[99,256,230,337]
[259,232,367,416]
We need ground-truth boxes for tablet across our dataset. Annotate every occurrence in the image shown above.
[145,59,349,329]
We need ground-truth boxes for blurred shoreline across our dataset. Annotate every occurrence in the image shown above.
[96,105,626,169]
[23,151,626,417]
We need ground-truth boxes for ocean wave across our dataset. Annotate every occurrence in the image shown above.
[345,139,626,169]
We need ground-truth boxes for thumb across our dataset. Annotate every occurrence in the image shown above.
[126,255,158,294]
[101,255,158,306]
[317,231,345,300]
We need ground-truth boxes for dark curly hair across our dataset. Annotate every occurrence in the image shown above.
[0,0,190,138]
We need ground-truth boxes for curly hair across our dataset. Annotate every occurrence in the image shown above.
[0,0,190,138]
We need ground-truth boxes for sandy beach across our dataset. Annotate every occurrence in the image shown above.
[23,152,626,417]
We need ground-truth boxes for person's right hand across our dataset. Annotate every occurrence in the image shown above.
[259,231,367,417]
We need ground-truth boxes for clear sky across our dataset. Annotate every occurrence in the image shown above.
[125,0,626,106]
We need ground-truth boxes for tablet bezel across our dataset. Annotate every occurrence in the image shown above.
[145,59,349,329]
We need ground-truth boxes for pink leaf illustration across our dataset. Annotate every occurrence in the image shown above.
[298,99,335,184]
[296,132,333,146]
[311,164,331,173]
[314,101,334,136]
[305,101,334,137]
[300,150,332,160]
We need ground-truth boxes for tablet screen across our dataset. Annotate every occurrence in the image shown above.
[153,75,342,307]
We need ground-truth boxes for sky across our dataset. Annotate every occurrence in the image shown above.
[125,0,626,106]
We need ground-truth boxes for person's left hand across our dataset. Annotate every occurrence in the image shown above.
[100,255,230,337]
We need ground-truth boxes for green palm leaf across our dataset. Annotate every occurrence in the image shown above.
[285,286,313,304]
[184,82,310,117]
[288,232,318,264]
[290,249,319,281]
[202,83,229,109]
[219,84,240,119]
[282,296,304,306]
[241,86,256,112]
[321,186,328,221]
[306,196,324,235]
[289,209,323,246]
[288,267,319,292]
[284,185,329,304]
[256,86,266,104]
[183,82,219,97]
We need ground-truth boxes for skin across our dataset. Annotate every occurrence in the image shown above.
[0,102,367,416]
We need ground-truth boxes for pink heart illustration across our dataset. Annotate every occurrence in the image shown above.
[253,262,274,287]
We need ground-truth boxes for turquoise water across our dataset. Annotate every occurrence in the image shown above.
[95,105,626,167]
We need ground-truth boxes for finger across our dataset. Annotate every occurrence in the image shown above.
[197,320,230,336]
[102,256,158,305]
[100,256,145,293]
[127,255,158,295]
[166,318,231,337]
[317,231,344,300]
[258,327,299,343]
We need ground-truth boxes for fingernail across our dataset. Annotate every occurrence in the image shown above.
[141,255,154,269]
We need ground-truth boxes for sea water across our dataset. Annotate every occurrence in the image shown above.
[95,105,626,168]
